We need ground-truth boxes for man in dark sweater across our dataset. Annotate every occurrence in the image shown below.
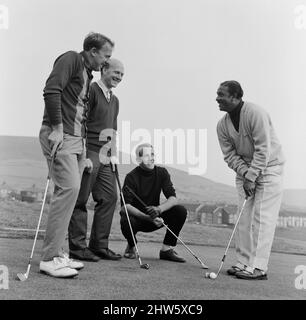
[120,144,187,263]
[68,59,124,262]
[39,32,114,278]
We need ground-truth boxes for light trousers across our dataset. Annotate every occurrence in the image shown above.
[39,125,85,261]
[235,164,284,272]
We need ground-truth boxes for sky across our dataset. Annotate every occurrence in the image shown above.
[0,0,305,189]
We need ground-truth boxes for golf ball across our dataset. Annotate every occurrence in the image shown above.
[205,272,217,279]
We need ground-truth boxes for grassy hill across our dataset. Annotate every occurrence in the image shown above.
[0,135,305,214]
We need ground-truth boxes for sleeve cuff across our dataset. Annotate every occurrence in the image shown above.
[244,169,258,182]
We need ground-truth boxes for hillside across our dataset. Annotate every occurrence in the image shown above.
[0,136,305,214]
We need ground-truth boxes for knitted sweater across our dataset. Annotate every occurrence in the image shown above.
[122,166,176,211]
[42,51,93,137]
[86,82,119,153]
[217,102,285,182]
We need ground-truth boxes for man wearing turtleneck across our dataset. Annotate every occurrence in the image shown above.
[120,143,187,263]
[216,80,285,280]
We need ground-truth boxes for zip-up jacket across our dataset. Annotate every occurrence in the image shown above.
[42,51,93,137]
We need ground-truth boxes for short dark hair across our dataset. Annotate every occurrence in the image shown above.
[83,32,114,51]
[220,80,244,99]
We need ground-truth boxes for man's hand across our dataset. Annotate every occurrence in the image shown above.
[110,155,119,172]
[48,125,63,157]
[84,158,93,173]
[152,217,164,228]
[243,178,256,197]
[110,156,119,165]
[145,206,161,219]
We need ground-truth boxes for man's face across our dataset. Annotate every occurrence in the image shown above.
[216,85,236,112]
[139,147,155,170]
[102,61,124,89]
[90,42,113,71]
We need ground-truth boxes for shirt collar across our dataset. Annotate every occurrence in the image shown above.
[80,51,93,79]
[97,79,112,99]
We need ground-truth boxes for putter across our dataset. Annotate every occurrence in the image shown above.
[124,185,209,269]
[16,149,57,281]
[214,197,248,279]
[113,165,149,270]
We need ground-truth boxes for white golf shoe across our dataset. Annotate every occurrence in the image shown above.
[59,252,84,270]
[39,257,78,278]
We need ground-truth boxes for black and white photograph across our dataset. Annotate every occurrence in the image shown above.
[0,0,305,314]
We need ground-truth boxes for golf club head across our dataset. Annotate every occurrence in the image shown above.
[16,273,28,281]
[201,263,209,269]
[140,263,150,270]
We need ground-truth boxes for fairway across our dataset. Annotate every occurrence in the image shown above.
[0,238,304,300]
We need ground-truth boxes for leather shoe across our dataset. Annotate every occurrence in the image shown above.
[159,249,186,263]
[235,268,268,280]
[124,244,136,259]
[91,248,122,260]
[69,248,100,262]
[227,265,245,276]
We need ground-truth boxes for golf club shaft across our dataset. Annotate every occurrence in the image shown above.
[216,198,248,276]
[161,221,208,268]
[125,185,208,268]
[25,177,51,275]
[21,150,57,279]
[114,165,143,265]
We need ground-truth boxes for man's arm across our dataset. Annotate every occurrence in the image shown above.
[146,168,178,218]
[216,120,249,177]
[123,204,151,222]
[44,51,77,126]
[158,196,178,213]
[243,107,271,182]
[43,51,78,152]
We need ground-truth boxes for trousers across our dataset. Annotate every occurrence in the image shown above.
[120,205,187,247]
[39,125,85,261]
[235,164,284,271]
[68,149,117,253]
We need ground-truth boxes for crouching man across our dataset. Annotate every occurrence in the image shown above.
[120,143,187,262]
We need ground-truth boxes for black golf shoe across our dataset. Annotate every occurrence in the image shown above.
[159,249,186,263]
[69,248,100,262]
[124,245,136,259]
[91,248,122,260]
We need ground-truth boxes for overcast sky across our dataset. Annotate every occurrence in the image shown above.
[0,0,305,189]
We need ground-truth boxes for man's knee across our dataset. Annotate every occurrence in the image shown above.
[92,189,117,205]
[171,205,187,220]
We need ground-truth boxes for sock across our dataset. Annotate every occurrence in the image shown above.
[161,244,172,252]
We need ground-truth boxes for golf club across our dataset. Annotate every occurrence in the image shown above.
[113,164,149,270]
[16,149,58,281]
[212,197,248,279]
[124,185,209,269]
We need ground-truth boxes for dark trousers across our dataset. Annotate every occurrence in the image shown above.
[68,149,117,253]
[120,205,187,247]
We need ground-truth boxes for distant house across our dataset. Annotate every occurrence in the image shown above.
[277,216,306,228]
[194,203,219,224]
[20,184,43,203]
[0,181,14,199]
[213,205,238,225]
[179,202,201,222]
